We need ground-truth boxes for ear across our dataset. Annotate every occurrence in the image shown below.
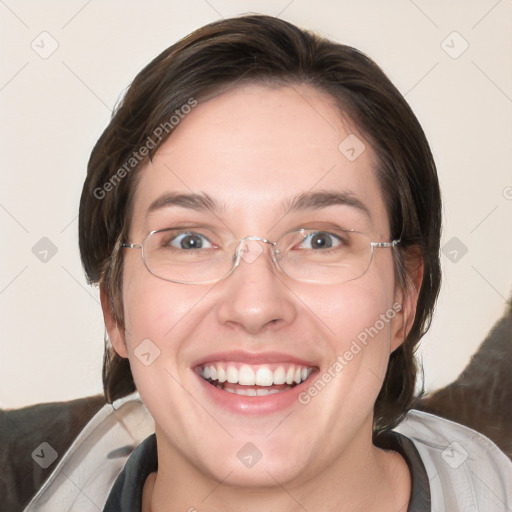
[100,284,128,358]
[390,251,424,352]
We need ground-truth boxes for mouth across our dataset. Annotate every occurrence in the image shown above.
[196,362,316,397]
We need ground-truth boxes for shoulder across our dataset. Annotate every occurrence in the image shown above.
[12,393,153,512]
[1,394,105,512]
[395,409,512,511]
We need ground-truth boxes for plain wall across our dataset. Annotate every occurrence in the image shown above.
[1,0,511,408]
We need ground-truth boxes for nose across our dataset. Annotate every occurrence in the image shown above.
[216,239,297,335]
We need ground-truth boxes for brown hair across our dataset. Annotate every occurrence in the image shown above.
[79,14,441,433]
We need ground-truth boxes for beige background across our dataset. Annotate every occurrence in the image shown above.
[1,0,511,408]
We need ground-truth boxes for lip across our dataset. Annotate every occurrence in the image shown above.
[191,351,319,415]
[195,371,318,415]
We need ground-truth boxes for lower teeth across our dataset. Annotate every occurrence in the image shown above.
[213,382,290,396]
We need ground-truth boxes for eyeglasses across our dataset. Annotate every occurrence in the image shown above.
[122,227,400,285]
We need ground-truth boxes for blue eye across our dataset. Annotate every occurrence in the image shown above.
[170,233,214,250]
[299,231,343,250]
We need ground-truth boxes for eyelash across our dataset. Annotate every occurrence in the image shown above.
[158,228,349,252]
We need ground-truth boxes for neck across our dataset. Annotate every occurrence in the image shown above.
[143,424,411,512]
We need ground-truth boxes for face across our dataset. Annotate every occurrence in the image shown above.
[105,83,418,493]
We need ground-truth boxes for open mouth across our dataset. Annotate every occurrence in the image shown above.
[197,362,315,396]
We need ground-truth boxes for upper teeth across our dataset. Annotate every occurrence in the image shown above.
[200,364,312,386]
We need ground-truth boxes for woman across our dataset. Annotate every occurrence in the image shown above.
[23,14,512,512]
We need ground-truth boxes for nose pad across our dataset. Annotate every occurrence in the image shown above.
[239,239,264,264]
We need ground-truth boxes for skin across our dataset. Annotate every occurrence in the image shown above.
[102,83,422,512]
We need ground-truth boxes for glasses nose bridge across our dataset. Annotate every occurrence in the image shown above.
[233,235,278,269]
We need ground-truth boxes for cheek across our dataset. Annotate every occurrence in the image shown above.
[311,272,395,347]
[333,291,395,381]
[121,271,210,357]
[303,269,397,398]
[120,275,212,409]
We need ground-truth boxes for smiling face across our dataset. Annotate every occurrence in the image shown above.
[104,83,419,503]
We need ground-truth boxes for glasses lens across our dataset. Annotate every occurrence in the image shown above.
[139,228,374,285]
[276,229,372,284]
[143,228,232,283]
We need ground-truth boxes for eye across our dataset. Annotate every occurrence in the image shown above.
[298,231,344,250]
[168,232,215,250]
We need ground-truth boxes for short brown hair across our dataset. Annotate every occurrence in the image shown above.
[79,14,441,433]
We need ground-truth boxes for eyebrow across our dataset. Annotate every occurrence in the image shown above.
[147,192,220,216]
[286,191,371,219]
[146,190,371,219]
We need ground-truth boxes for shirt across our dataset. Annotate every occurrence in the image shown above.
[22,392,512,512]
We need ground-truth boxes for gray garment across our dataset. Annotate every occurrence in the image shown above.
[22,394,512,511]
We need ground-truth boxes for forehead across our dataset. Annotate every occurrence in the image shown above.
[130,83,389,235]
